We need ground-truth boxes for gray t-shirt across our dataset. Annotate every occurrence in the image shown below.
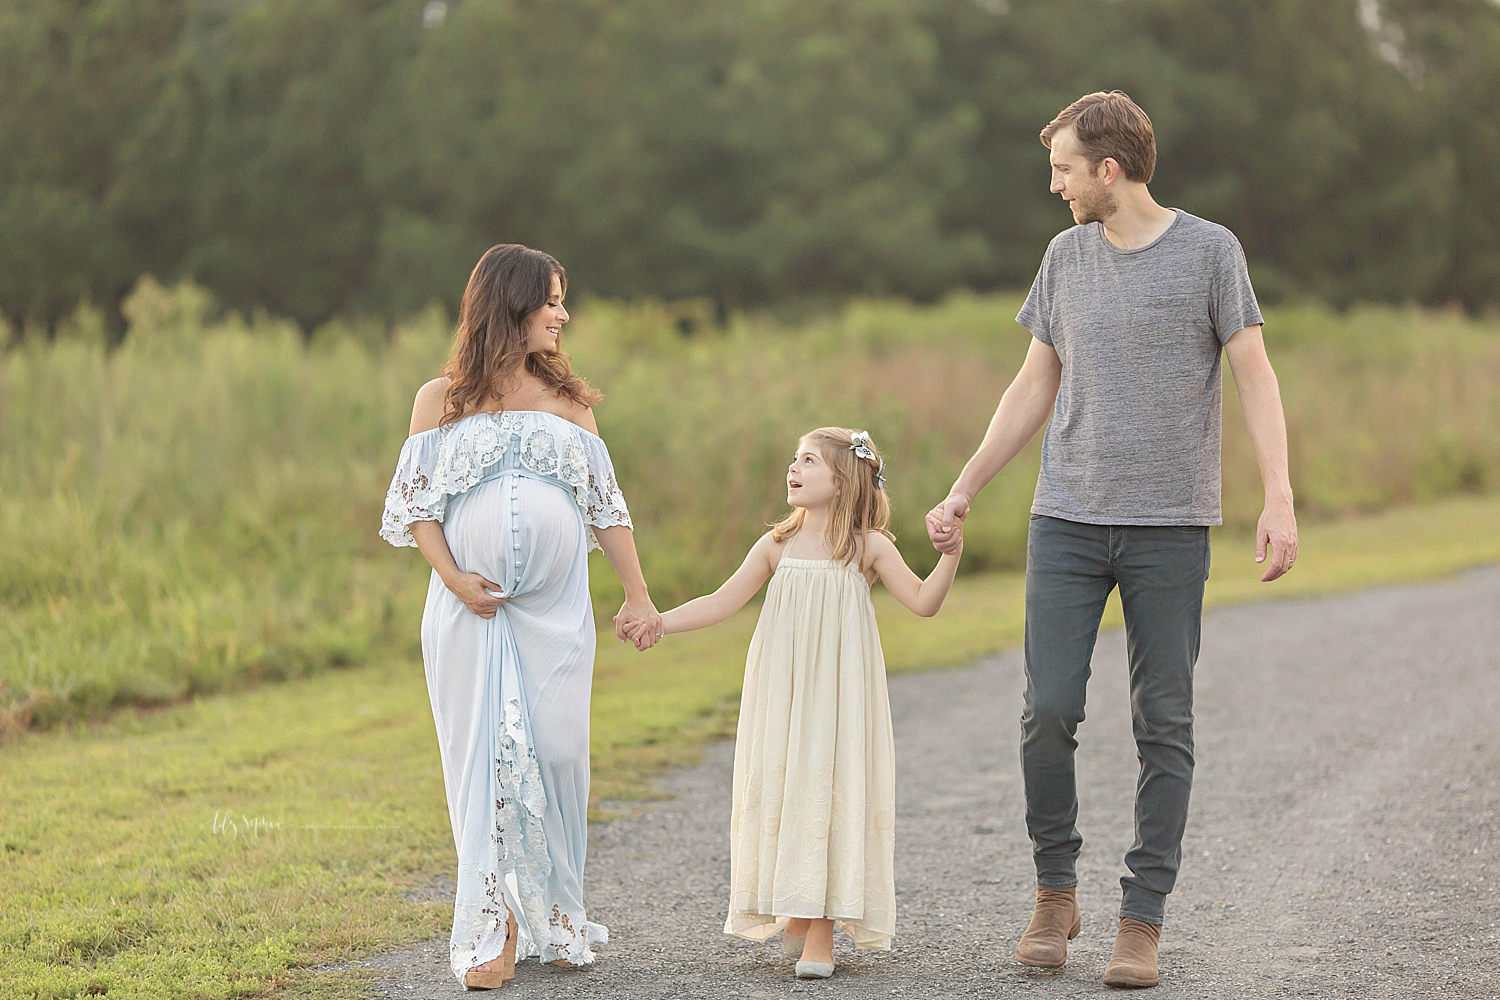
[1016,209,1262,526]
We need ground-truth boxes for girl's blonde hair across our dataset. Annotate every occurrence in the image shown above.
[771,427,893,568]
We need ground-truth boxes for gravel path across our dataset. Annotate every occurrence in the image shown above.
[361,568,1500,999]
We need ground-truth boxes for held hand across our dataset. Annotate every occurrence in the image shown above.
[615,614,648,643]
[624,617,659,651]
[926,492,970,555]
[1256,499,1299,582]
[446,572,508,618]
[614,595,662,650]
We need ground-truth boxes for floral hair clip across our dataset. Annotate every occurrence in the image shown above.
[849,430,886,489]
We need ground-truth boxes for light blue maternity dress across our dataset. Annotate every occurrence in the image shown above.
[380,410,631,982]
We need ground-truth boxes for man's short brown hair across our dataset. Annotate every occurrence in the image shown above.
[1040,91,1156,183]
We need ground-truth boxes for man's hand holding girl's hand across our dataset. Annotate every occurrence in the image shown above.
[926,493,970,555]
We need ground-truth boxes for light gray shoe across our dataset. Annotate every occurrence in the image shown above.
[782,932,806,959]
[795,961,834,979]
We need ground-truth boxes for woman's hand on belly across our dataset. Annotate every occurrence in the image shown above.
[410,520,510,618]
[445,571,509,619]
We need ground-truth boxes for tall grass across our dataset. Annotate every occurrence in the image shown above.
[0,282,438,730]
[2,281,1497,731]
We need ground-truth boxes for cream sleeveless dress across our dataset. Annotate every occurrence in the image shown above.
[724,555,897,950]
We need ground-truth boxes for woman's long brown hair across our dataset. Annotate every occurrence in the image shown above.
[441,244,601,426]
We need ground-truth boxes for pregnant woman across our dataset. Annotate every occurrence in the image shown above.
[380,244,661,989]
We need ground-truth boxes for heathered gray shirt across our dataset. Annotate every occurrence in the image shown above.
[1016,209,1262,526]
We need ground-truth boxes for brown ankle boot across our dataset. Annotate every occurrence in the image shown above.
[1014,886,1082,968]
[1103,917,1161,988]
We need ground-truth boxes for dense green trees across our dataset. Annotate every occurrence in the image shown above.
[0,0,188,331]
[2,0,1497,333]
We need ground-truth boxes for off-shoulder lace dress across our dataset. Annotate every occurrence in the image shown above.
[723,556,897,951]
[381,410,631,982]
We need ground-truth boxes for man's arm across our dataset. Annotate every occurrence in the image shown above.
[1224,325,1298,582]
[926,338,1062,553]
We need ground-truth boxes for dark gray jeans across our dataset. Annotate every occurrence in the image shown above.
[1021,514,1210,925]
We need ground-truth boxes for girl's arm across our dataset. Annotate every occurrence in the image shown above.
[630,534,779,644]
[867,531,962,618]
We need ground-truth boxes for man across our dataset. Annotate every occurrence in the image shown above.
[927,91,1297,989]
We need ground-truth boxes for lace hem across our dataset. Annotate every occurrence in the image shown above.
[516,913,609,967]
[449,698,553,982]
[380,411,631,550]
[447,698,606,981]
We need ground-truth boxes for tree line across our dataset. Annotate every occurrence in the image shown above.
[2,0,1498,336]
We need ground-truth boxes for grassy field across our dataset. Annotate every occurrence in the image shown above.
[2,281,1498,734]
[3,495,1499,999]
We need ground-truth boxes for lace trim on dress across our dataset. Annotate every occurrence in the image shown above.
[449,697,551,980]
[449,697,604,977]
[379,411,632,551]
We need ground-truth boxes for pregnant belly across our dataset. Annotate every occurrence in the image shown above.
[442,474,587,601]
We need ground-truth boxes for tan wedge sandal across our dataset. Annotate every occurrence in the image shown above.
[464,909,519,989]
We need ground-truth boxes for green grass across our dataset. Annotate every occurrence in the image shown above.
[3,283,1499,732]
[4,495,1495,999]
[1,287,1497,733]
[0,656,453,1000]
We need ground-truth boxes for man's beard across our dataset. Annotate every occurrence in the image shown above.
[1071,182,1118,225]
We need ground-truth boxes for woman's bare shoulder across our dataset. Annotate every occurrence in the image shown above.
[497,379,598,435]
[552,395,598,436]
[409,377,451,436]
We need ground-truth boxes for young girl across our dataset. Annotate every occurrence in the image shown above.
[625,427,962,979]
